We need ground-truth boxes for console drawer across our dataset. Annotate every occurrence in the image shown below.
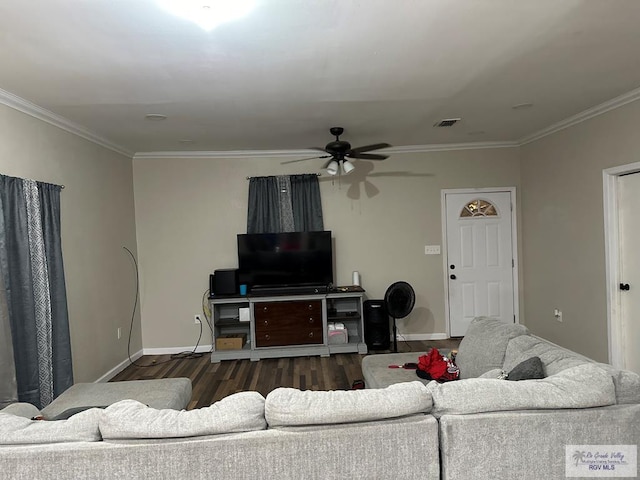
[254,300,323,347]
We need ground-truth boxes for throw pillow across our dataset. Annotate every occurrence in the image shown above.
[265,381,432,427]
[455,317,529,379]
[99,391,266,440]
[507,356,545,381]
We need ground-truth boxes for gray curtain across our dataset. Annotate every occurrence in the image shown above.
[290,174,324,232]
[247,174,323,233]
[0,270,16,408]
[247,176,281,234]
[0,174,72,409]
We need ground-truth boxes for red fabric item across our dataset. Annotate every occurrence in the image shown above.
[417,348,460,382]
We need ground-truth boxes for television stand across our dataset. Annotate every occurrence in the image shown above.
[209,290,367,362]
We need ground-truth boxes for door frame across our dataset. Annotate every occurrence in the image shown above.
[603,161,640,369]
[441,187,520,337]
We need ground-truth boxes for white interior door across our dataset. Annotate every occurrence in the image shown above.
[444,190,517,337]
[618,172,640,373]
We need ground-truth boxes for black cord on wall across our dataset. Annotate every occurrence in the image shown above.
[122,246,207,368]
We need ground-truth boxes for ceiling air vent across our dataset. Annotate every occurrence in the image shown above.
[433,118,461,127]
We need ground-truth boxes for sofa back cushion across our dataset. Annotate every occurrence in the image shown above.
[593,364,640,404]
[503,335,588,376]
[455,317,529,379]
[505,335,640,404]
[265,381,432,427]
[0,402,41,419]
[99,391,266,440]
[0,408,102,445]
[426,363,616,417]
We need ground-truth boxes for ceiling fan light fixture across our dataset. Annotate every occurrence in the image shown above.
[326,160,339,176]
[342,159,355,174]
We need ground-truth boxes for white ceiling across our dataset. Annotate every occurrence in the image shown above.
[1,0,640,156]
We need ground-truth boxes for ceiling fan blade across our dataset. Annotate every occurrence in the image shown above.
[348,143,391,154]
[281,155,330,165]
[348,153,388,160]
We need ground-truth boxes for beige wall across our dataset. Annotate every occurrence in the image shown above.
[0,104,140,382]
[520,100,640,363]
[133,148,521,349]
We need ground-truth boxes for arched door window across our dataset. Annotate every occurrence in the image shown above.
[459,199,498,218]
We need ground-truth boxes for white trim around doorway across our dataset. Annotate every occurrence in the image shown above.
[602,161,640,369]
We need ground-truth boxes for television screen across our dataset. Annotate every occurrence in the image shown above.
[237,231,333,289]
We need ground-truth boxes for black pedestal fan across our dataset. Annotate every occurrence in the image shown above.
[384,281,416,353]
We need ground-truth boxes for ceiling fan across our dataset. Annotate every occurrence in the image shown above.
[282,127,391,175]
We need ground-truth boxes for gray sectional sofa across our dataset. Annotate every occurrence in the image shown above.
[1,382,438,480]
[1,317,638,479]
[363,316,640,479]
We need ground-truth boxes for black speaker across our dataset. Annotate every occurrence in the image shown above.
[211,269,238,296]
[364,300,390,350]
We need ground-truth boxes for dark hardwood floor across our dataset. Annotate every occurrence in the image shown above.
[110,339,460,409]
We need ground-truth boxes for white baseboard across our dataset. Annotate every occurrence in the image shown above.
[94,349,144,383]
[395,333,449,341]
[142,344,213,356]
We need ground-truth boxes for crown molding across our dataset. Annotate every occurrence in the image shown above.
[134,149,324,159]
[133,141,518,160]
[384,141,519,154]
[518,85,640,145]
[0,88,134,158]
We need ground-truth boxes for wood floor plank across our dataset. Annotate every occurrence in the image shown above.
[110,340,460,407]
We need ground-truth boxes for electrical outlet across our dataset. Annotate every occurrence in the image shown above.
[554,309,563,322]
[194,314,202,324]
[424,245,441,255]
[117,327,122,339]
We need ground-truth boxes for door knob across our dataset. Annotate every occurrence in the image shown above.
[450,274,457,280]
[620,283,630,291]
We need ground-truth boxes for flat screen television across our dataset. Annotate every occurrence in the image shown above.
[237,231,333,290]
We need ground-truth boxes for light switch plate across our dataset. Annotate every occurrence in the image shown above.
[424,245,441,255]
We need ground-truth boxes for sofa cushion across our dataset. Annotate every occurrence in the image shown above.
[503,335,588,376]
[265,381,432,427]
[41,378,192,419]
[594,363,640,404]
[0,408,102,445]
[478,369,504,379]
[504,335,640,404]
[455,317,529,379]
[0,402,41,419]
[99,391,266,439]
[426,363,616,417]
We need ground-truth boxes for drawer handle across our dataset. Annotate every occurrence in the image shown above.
[265,334,270,340]
[308,304,313,310]
[264,320,268,326]
[308,332,314,338]
[263,306,268,312]
[308,317,314,323]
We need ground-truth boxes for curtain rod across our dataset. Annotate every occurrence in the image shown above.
[246,173,321,180]
[1,173,65,189]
